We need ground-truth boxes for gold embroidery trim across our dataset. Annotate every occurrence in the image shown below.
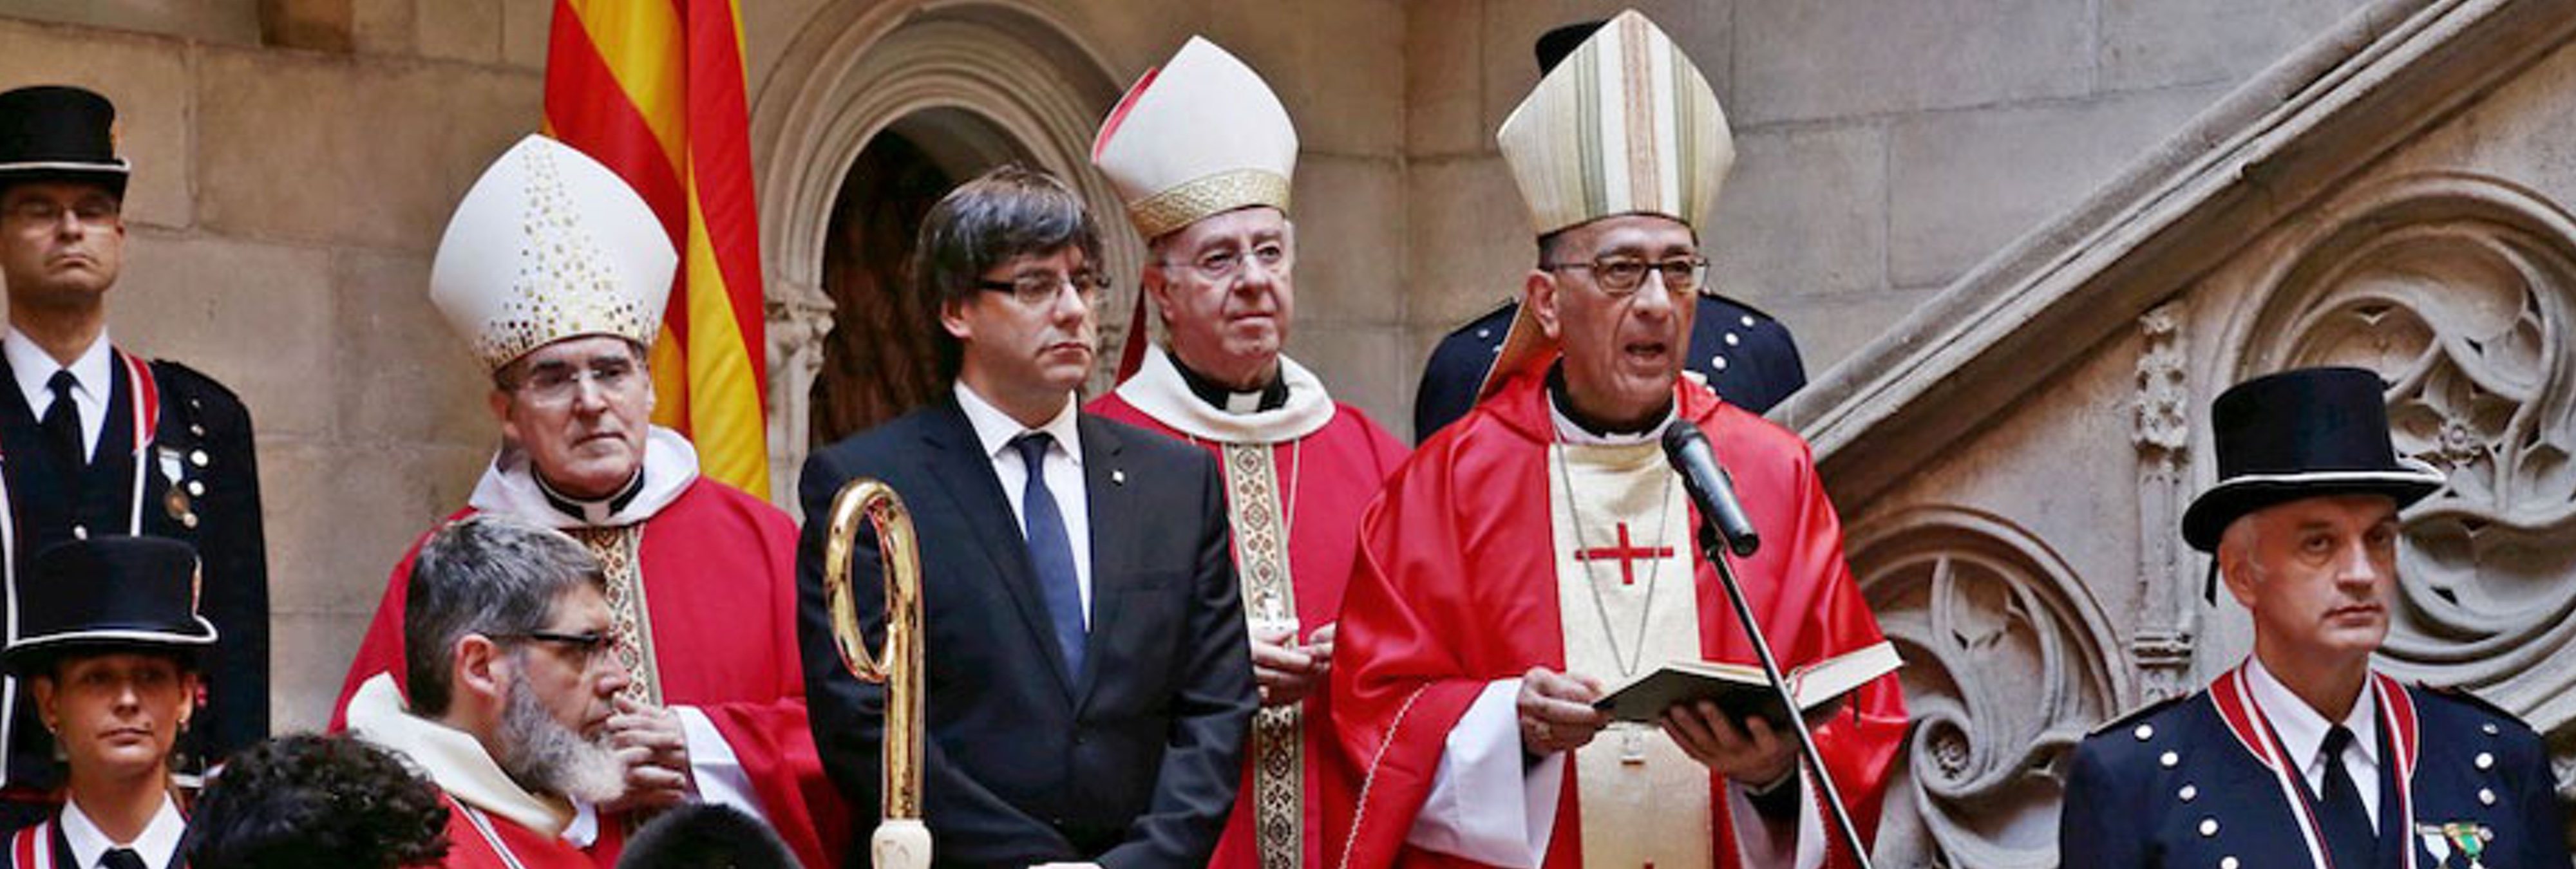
[1222,442,1302,869]
[1128,169,1291,239]
[569,525,662,706]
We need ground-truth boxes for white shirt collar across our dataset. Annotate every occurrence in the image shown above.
[1108,344,1336,444]
[1546,388,1677,447]
[58,790,185,869]
[5,326,114,415]
[954,381,1082,465]
[2244,656,2380,774]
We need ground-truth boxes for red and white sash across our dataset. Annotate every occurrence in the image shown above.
[2207,662,2422,869]
[8,821,52,869]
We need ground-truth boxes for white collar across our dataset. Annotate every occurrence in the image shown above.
[1109,344,1335,444]
[5,326,115,413]
[2245,655,2380,773]
[954,381,1083,465]
[58,789,184,869]
[344,673,576,838]
[1547,388,1677,447]
[468,426,701,529]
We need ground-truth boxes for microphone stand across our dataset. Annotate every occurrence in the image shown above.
[1690,519,1876,869]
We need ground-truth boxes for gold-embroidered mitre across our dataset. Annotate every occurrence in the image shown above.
[429,135,676,371]
[1090,37,1298,239]
[1495,10,1734,236]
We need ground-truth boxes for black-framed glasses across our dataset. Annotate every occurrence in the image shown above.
[496,630,617,666]
[976,271,1113,308]
[1540,255,1709,295]
[1158,240,1293,283]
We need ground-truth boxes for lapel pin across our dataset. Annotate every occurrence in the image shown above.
[1112,469,1126,485]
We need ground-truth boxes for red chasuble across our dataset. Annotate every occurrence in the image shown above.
[1329,368,1906,869]
[1090,386,1409,869]
[435,796,618,869]
[329,477,844,868]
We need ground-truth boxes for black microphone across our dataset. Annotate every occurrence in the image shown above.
[1661,423,1759,557]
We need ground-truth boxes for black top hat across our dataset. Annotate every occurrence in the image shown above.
[0,85,131,197]
[2180,367,2445,552]
[1,536,217,675]
[1535,21,1609,75]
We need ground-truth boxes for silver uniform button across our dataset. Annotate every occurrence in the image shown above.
[1724,332,1741,346]
[2482,722,2500,736]
[2221,857,2239,869]
[2160,751,2179,769]
[187,480,206,497]
[2134,724,2155,741]
[1711,357,1730,371]
[189,449,210,467]
[2178,784,2197,802]
[2479,788,2497,806]
[2198,818,2219,837]
[1475,328,1491,340]
[2476,752,2494,770]
[1739,315,1756,328]
[71,525,87,540]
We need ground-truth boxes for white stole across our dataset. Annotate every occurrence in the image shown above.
[1548,441,1714,868]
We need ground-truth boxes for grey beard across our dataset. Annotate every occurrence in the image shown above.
[496,675,625,804]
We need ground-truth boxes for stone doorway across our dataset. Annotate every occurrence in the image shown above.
[809,109,1032,446]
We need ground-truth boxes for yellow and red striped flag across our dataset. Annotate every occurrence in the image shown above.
[544,0,771,499]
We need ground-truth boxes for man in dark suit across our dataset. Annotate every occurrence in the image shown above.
[0,85,265,825]
[2060,368,2570,868]
[797,165,1256,868]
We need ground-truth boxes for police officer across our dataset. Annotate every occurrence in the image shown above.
[2060,368,2569,868]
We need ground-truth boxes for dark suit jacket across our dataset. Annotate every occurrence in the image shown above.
[797,398,1256,869]
[2061,677,2568,868]
[0,354,266,790]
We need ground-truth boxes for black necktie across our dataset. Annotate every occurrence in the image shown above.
[40,369,84,467]
[1010,433,1086,678]
[2317,725,2376,866]
[100,846,147,869]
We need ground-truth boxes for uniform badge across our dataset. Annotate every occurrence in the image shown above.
[2420,821,2493,868]
[157,446,196,527]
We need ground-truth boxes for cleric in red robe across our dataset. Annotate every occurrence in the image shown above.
[1331,13,1906,869]
[1085,36,1409,869]
[326,136,841,867]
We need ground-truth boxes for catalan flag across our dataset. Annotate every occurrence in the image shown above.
[544,0,771,500]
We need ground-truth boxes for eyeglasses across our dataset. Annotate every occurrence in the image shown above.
[1159,240,1293,283]
[3,196,119,229]
[976,271,1112,308]
[497,630,618,667]
[1540,255,1710,296]
[509,357,642,406]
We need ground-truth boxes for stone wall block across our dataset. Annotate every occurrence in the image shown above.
[1204,0,1401,156]
[1404,155,1532,331]
[1293,155,1404,328]
[1285,321,1410,436]
[500,0,549,71]
[269,610,369,731]
[0,19,196,229]
[1756,285,1940,378]
[1888,86,2222,289]
[115,231,337,439]
[260,440,484,617]
[1710,123,1888,303]
[1735,0,2090,124]
[419,0,505,64]
[1480,0,1732,140]
[0,1,261,45]
[2100,0,2375,91]
[351,0,415,56]
[332,248,492,444]
[1405,0,1483,156]
[196,48,540,251]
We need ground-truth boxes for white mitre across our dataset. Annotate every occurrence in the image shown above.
[1090,37,1298,239]
[430,134,676,371]
[1495,9,1734,236]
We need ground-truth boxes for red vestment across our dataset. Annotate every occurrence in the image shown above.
[1329,367,1906,869]
[435,795,621,869]
[1090,362,1408,869]
[330,472,842,868]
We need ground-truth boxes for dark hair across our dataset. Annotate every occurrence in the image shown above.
[24,645,194,684]
[909,164,1102,380]
[401,515,603,715]
[616,803,799,869]
[178,733,450,869]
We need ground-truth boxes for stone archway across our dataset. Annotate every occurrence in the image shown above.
[752,0,1141,506]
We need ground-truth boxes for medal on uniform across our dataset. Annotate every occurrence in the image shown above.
[2443,821,2490,869]
[2419,823,2454,867]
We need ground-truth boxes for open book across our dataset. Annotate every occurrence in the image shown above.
[1593,640,1902,730]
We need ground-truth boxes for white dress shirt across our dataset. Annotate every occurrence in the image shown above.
[2246,656,2382,825]
[58,790,185,869]
[5,326,114,462]
[953,382,1094,624]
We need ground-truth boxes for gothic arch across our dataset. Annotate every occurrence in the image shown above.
[752,1,1142,506]
[2217,171,2576,734]
[1845,506,2125,868]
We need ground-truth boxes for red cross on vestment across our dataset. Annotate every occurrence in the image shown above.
[1575,522,1674,585]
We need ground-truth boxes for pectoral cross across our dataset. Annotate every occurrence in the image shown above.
[1576,523,1674,586]
[1619,725,1649,766]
